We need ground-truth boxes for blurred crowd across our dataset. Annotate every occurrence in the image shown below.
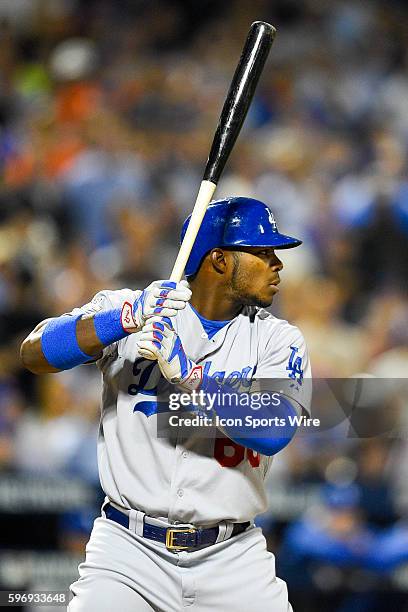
[1,0,408,609]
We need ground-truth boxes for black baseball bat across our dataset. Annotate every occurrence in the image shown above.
[204,21,275,183]
[170,21,276,281]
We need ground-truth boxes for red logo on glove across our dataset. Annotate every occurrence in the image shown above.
[183,365,203,390]
[121,302,136,332]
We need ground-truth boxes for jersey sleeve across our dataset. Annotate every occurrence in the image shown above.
[255,324,312,416]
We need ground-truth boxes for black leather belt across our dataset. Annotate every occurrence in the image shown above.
[104,503,250,552]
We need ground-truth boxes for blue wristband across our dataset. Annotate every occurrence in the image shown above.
[41,314,93,370]
[93,308,129,346]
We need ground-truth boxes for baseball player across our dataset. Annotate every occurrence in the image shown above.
[21,197,311,611]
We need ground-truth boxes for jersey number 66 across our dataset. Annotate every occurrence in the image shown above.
[214,438,260,468]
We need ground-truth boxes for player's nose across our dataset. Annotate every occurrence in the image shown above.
[270,254,283,270]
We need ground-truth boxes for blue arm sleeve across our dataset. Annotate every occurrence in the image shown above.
[230,399,298,456]
[200,376,298,456]
[41,314,93,370]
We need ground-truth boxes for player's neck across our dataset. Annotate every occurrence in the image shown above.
[189,284,241,321]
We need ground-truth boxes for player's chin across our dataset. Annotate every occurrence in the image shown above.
[261,285,281,307]
[258,296,274,308]
[246,290,274,309]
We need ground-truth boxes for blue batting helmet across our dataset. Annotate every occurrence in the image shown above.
[181,196,302,277]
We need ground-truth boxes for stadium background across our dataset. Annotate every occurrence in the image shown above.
[1,0,408,610]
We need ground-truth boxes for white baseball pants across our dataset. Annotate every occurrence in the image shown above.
[68,517,293,612]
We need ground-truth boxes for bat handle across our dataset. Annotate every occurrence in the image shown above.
[170,180,217,282]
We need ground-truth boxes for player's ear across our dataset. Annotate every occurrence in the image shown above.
[209,248,228,275]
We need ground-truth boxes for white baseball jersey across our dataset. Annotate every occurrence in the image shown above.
[70,289,311,526]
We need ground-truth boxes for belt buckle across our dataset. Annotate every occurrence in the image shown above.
[165,527,196,551]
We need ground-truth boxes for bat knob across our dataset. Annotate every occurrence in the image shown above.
[251,21,276,38]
